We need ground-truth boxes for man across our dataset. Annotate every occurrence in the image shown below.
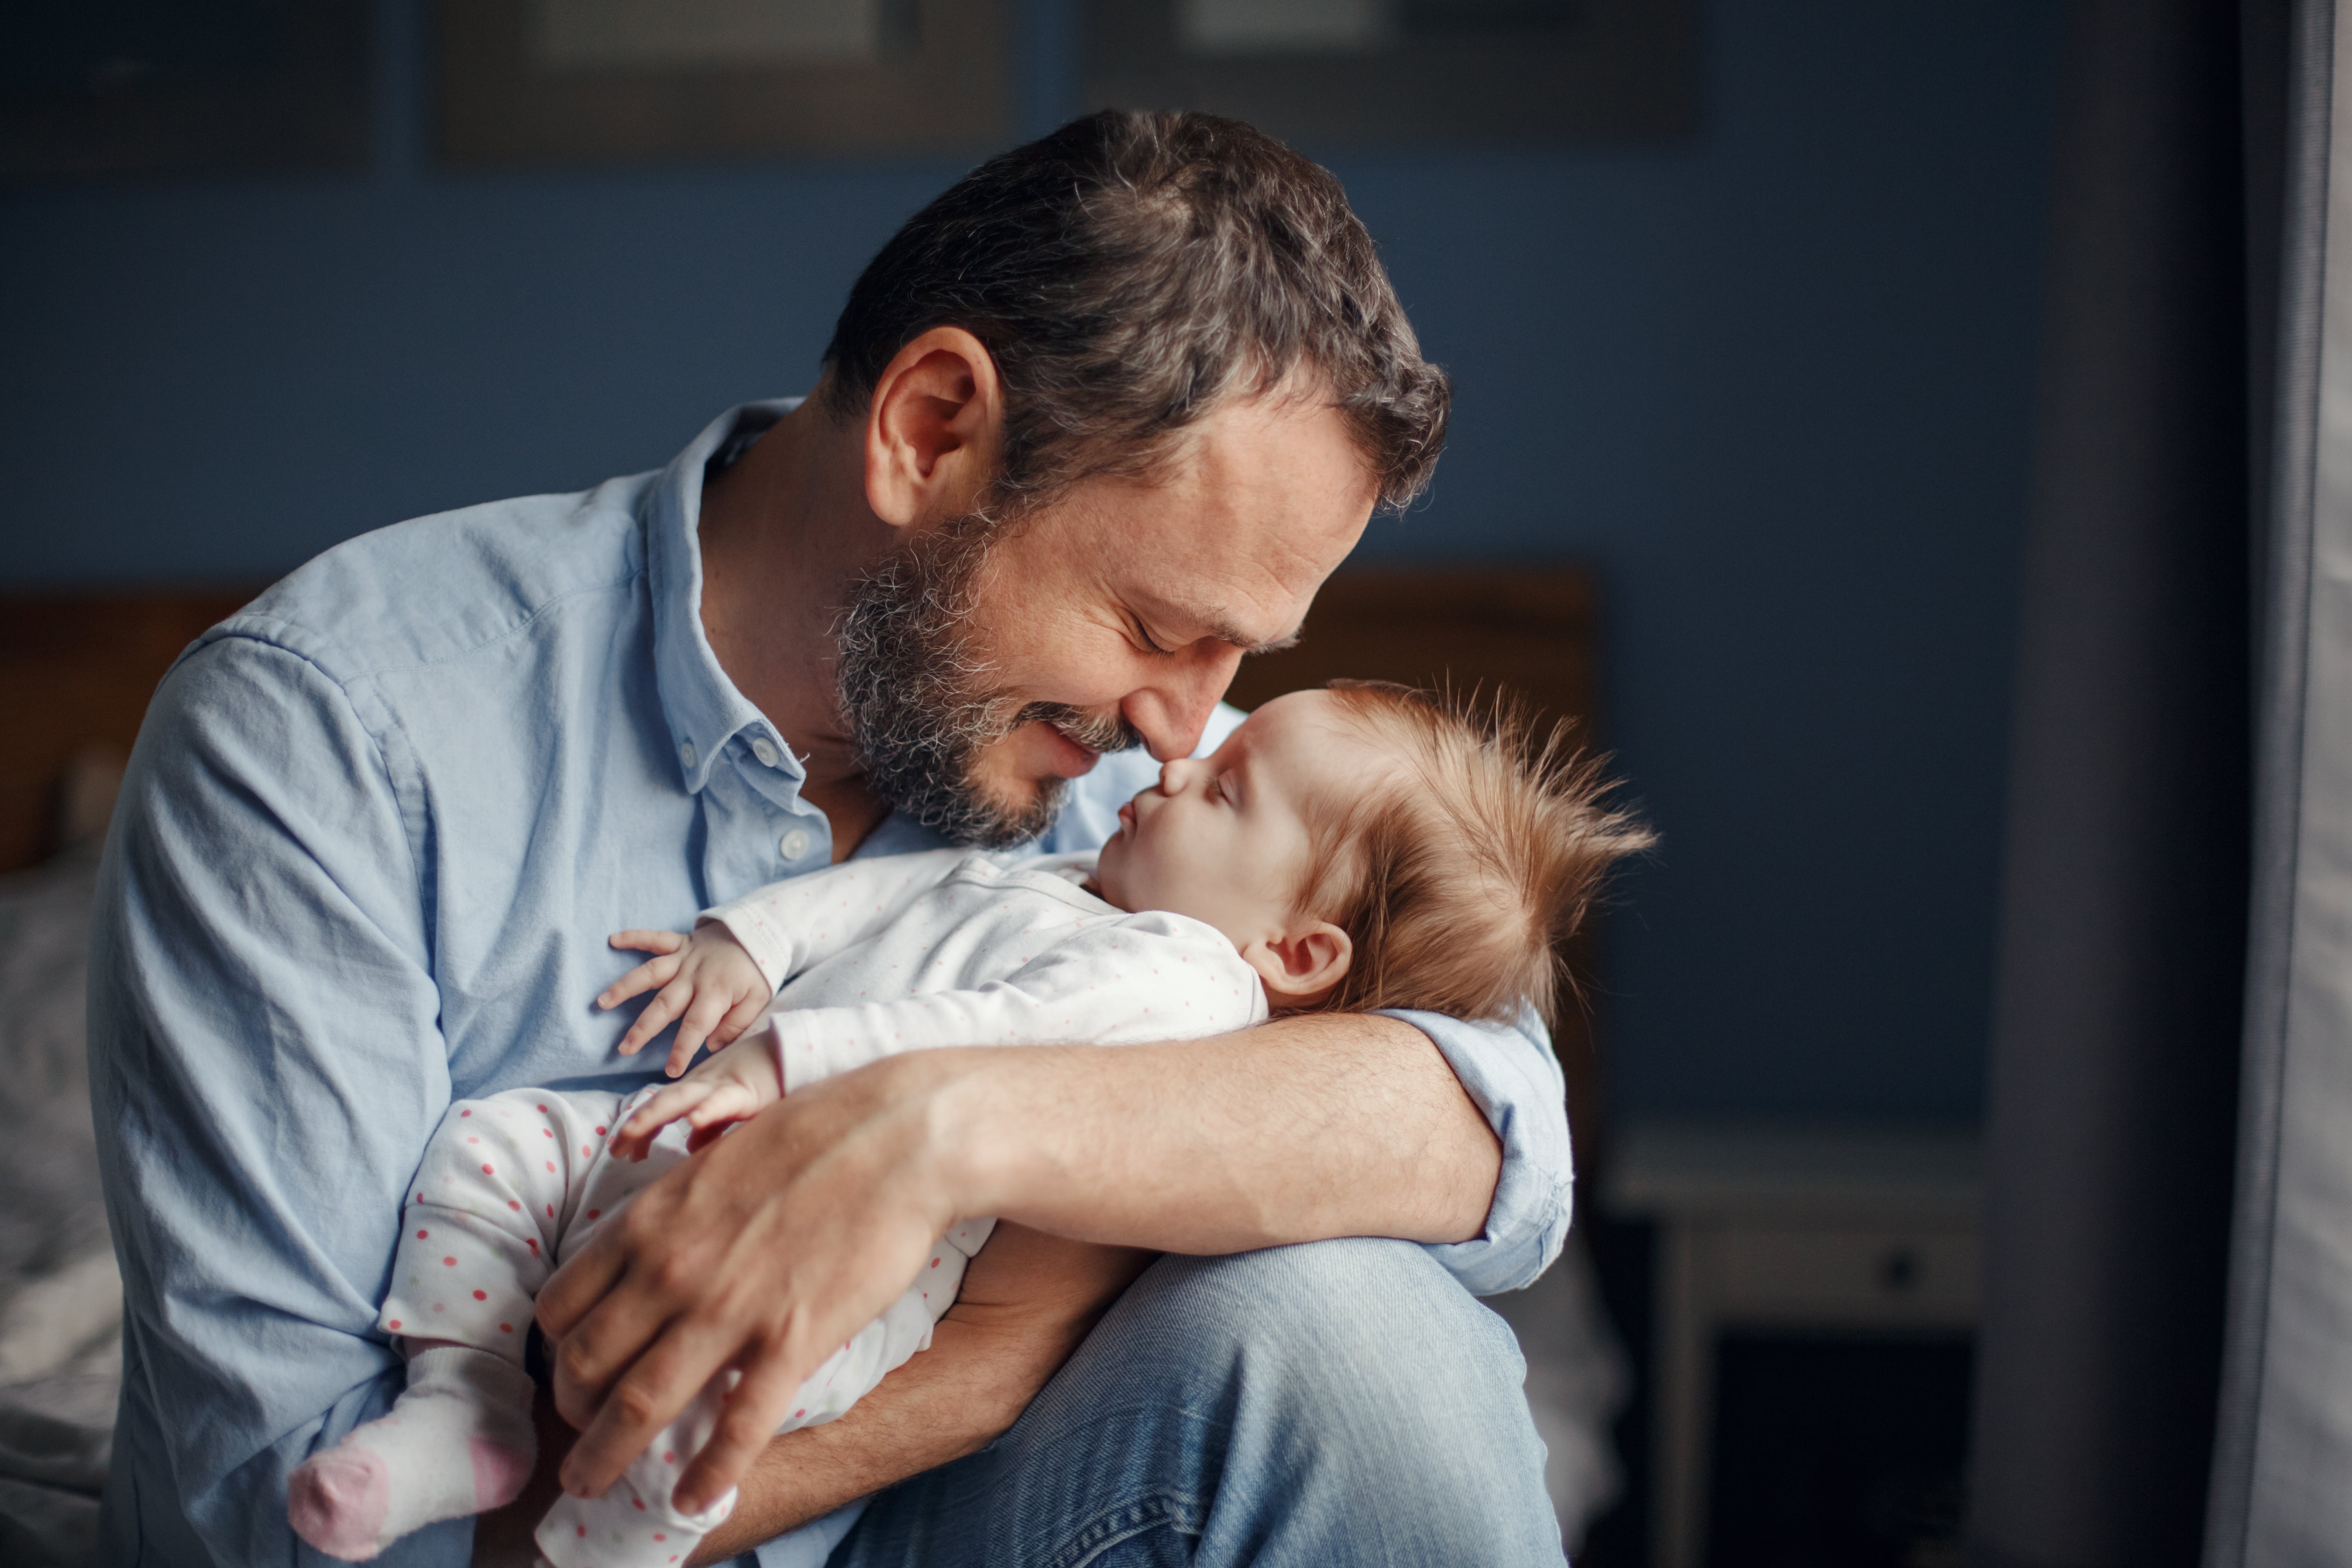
[90,111,1572,1565]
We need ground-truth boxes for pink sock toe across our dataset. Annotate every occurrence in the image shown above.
[288,1447,392,1562]
[469,1436,533,1511]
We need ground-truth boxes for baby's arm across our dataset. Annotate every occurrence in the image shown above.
[611,916,1263,1154]
[609,1026,784,1159]
[599,848,973,1076]
[701,847,974,995]
[769,914,1266,1092]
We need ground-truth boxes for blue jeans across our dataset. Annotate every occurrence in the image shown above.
[828,1238,1566,1567]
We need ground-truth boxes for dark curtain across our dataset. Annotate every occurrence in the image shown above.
[2205,0,2352,1557]
[1966,1,2263,1564]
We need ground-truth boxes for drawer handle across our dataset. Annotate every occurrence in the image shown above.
[1878,1246,1923,1292]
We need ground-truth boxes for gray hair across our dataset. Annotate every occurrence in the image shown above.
[821,109,1449,514]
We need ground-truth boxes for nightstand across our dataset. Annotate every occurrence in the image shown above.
[1603,1123,1983,1568]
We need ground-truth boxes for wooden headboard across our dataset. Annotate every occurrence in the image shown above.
[1,568,1613,1141]
[0,589,260,874]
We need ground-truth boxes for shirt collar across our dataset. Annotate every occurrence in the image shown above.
[646,398,808,795]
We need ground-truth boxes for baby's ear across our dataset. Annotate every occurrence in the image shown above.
[1240,922,1354,1008]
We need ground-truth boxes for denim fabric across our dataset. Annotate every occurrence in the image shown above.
[829,1239,1566,1568]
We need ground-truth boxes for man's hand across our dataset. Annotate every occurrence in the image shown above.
[538,1054,958,1513]
[537,1014,1498,1519]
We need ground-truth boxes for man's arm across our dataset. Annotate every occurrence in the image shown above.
[537,1010,1502,1514]
[89,634,459,1564]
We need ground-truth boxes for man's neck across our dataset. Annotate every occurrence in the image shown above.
[697,400,896,858]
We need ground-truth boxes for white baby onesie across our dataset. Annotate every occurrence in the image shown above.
[355,848,1264,1568]
[702,847,1271,1092]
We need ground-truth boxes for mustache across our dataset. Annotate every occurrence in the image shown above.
[1009,702,1142,755]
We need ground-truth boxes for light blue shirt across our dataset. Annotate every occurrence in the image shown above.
[86,402,1574,1567]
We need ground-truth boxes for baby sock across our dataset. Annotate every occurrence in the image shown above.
[288,1345,537,1562]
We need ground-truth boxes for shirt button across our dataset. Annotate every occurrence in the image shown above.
[779,828,812,861]
[679,741,698,770]
[751,736,782,768]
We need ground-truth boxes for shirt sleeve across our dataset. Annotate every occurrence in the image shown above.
[88,634,466,1566]
[699,849,971,996]
[1378,1005,1574,1297]
[769,915,1267,1092]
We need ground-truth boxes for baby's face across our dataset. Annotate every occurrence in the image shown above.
[1093,689,1382,951]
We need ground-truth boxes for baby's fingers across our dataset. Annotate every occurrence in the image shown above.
[708,990,772,1049]
[682,1085,762,1152]
[664,990,738,1078]
[614,976,696,1057]
[609,929,687,956]
[610,1081,711,1160]
[597,951,683,1014]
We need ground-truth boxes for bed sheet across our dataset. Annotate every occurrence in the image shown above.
[0,847,119,1568]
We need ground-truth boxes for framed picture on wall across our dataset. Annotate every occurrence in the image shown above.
[437,0,1012,167]
[1082,0,1697,148]
[0,0,368,183]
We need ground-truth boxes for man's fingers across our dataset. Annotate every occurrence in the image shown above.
[535,1228,631,1352]
[672,1351,806,1516]
[559,1312,745,1498]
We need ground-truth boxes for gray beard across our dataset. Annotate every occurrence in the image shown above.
[834,514,1141,847]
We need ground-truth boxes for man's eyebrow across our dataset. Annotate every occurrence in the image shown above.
[1199,611,1301,656]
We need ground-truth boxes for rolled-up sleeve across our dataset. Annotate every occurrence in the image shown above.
[89,632,462,1566]
[1379,1006,1574,1297]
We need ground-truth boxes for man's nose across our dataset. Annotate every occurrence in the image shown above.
[1124,649,1243,762]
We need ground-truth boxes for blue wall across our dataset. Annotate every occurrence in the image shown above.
[0,1,2064,1125]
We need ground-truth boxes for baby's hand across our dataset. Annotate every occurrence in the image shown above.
[598,925,775,1078]
[608,1034,784,1161]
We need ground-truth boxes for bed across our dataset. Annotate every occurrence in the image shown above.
[0,573,1629,1561]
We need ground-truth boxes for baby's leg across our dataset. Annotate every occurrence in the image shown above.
[536,1379,736,1568]
[291,1089,616,1561]
[288,1343,537,1561]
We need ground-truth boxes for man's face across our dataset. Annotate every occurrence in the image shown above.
[835,390,1377,845]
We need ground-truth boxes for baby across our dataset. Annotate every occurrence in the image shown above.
[287,682,1650,1568]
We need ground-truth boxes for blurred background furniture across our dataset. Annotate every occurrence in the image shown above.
[1606,1123,1982,1568]
[0,591,256,873]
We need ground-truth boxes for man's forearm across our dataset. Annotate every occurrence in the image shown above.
[932,1011,1501,1254]
[534,1014,1501,1507]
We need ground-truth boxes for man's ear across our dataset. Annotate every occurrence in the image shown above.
[1240,922,1354,1008]
[863,326,1004,529]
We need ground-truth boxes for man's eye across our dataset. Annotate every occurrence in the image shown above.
[1133,618,1174,656]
